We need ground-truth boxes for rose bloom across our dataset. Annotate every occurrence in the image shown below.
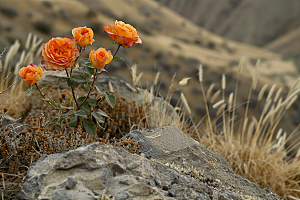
[89,48,113,70]
[42,37,80,71]
[104,20,142,47]
[72,26,95,47]
[19,63,43,85]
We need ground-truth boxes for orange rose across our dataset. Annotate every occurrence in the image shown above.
[104,20,142,47]
[42,37,80,71]
[72,26,95,47]
[89,48,113,70]
[19,64,43,85]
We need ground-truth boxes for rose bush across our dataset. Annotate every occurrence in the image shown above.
[19,20,141,134]
[19,64,43,85]
[89,48,113,69]
[72,26,95,47]
[42,37,80,71]
[104,20,142,47]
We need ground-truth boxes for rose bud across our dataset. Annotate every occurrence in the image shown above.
[72,26,95,47]
[19,63,43,85]
[89,48,113,70]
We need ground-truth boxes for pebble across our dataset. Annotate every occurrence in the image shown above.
[65,177,77,190]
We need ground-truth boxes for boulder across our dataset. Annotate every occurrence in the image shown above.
[16,126,282,200]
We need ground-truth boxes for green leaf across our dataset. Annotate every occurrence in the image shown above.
[49,118,58,125]
[112,56,123,61]
[74,110,87,118]
[41,98,58,109]
[77,96,86,105]
[83,65,95,76]
[67,79,79,87]
[105,92,116,108]
[58,111,75,118]
[60,106,74,110]
[84,74,91,79]
[98,68,107,74]
[71,74,86,82]
[87,98,97,106]
[79,58,93,67]
[80,102,90,114]
[96,109,110,118]
[95,86,106,94]
[112,56,120,61]
[58,77,71,82]
[84,84,90,90]
[83,118,96,135]
[77,97,91,114]
[91,112,104,123]
[69,116,78,127]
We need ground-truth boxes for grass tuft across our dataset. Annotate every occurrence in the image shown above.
[196,58,300,200]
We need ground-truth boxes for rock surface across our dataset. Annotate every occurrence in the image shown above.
[16,126,282,200]
[2,0,300,134]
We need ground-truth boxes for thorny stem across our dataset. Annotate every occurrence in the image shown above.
[78,44,122,109]
[35,83,46,99]
[74,44,122,128]
[67,46,85,109]
[113,44,121,57]
[78,70,98,110]
[65,68,79,109]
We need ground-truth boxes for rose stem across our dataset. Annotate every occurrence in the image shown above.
[70,47,83,76]
[65,68,79,109]
[35,83,46,99]
[74,44,122,128]
[78,44,122,108]
[113,44,121,57]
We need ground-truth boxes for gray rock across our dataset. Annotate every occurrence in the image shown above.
[218,190,243,200]
[65,177,77,190]
[127,184,153,196]
[121,130,165,157]
[168,190,176,197]
[51,182,94,200]
[16,127,283,200]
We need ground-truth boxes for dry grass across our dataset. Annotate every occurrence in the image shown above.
[0,33,43,118]
[192,58,300,200]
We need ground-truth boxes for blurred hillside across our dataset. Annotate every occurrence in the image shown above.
[0,0,300,134]
[264,27,300,59]
[158,0,300,59]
